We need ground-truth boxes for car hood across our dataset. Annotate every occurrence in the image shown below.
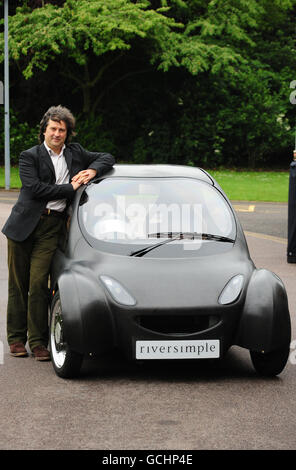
[69,238,254,309]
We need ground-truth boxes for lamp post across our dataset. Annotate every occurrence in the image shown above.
[4,0,10,190]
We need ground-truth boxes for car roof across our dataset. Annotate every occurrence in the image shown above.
[100,164,215,185]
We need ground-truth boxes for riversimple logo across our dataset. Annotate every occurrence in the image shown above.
[290,80,296,104]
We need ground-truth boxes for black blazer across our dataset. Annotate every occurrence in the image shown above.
[2,142,115,242]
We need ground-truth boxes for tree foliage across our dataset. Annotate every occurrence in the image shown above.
[1,0,183,114]
[0,0,295,168]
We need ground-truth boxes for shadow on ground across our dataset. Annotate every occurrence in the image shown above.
[73,346,282,384]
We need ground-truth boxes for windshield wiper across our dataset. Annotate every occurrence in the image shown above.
[129,232,235,257]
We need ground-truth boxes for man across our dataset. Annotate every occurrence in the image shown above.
[2,105,115,361]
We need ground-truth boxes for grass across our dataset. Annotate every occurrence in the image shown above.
[209,169,289,203]
[0,166,290,202]
[0,166,22,190]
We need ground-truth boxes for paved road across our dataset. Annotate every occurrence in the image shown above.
[0,191,295,450]
[232,200,288,239]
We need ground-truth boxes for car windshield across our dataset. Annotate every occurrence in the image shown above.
[78,177,236,258]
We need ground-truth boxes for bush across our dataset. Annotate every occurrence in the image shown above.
[0,110,38,165]
[74,115,117,155]
[0,111,117,165]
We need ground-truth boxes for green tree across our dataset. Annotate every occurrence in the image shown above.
[0,0,182,115]
[1,0,295,167]
[130,0,296,167]
[158,0,296,167]
[0,0,272,114]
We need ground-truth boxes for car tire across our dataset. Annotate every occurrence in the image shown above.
[50,291,83,378]
[250,346,290,377]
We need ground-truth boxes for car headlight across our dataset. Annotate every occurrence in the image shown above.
[100,275,136,306]
[218,274,244,305]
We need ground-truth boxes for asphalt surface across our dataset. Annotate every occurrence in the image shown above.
[0,191,295,451]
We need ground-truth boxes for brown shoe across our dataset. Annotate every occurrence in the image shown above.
[32,345,51,361]
[10,342,28,357]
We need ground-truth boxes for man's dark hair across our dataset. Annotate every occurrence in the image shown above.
[39,105,76,144]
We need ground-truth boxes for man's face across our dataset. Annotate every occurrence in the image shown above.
[43,119,67,152]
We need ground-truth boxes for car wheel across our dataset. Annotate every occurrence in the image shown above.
[50,291,83,378]
[250,346,290,377]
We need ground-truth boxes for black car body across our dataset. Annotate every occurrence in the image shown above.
[50,165,291,378]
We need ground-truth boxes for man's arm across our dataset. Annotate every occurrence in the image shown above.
[70,143,115,184]
[19,151,79,200]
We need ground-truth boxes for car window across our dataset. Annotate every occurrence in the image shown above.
[78,177,236,258]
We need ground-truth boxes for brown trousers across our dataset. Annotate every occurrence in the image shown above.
[6,214,64,350]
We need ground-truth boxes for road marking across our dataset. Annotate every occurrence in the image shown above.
[233,204,255,212]
[245,231,287,245]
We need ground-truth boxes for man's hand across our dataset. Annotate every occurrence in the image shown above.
[72,169,97,186]
[71,180,82,190]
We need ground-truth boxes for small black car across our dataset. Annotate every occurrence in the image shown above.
[50,165,291,378]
